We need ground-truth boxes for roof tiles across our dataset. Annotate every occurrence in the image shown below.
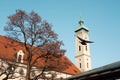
[0,35,80,75]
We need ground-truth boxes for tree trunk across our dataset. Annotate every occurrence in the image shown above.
[25,45,32,80]
[26,50,32,80]
[26,63,31,80]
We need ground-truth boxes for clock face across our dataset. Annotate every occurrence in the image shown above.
[85,37,87,40]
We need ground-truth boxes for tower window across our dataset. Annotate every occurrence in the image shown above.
[79,59,81,61]
[87,63,89,68]
[80,63,81,68]
[87,58,88,61]
[79,46,81,51]
[86,46,87,51]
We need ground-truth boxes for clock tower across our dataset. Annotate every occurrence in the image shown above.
[75,19,92,72]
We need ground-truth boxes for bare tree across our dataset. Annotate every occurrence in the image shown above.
[4,10,66,80]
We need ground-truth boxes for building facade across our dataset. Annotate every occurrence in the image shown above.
[0,35,80,80]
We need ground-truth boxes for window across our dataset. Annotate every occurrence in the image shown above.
[18,55,22,62]
[87,63,89,68]
[19,68,24,75]
[31,70,35,77]
[13,48,16,51]
[80,63,81,68]
[79,59,81,61]
[79,46,81,51]
[17,50,24,63]
[4,44,8,48]
[86,46,87,51]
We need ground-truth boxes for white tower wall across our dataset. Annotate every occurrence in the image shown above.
[75,19,92,72]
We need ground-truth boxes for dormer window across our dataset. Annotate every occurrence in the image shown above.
[17,50,24,63]
[4,44,8,48]
[18,55,22,62]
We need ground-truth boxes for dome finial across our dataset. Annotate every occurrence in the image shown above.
[79,17,84,26]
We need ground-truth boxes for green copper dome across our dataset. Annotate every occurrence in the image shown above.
[75,19,88,32]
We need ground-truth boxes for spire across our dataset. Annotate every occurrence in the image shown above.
[75,18,88,32]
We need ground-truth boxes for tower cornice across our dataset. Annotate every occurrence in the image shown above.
[75,54,91,58]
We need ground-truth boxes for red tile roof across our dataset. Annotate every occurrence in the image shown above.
[0,35,80,75]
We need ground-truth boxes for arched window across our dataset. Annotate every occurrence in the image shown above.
[86,46,87,51]
[79,46,81,51]
[17,50,24,63]
[87,63,89,68]
[18,55,22,62]
[80,63,81,68]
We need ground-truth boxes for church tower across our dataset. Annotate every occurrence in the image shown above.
[75,19,91,72]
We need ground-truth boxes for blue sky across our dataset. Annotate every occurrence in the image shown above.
[0,0,120,69]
